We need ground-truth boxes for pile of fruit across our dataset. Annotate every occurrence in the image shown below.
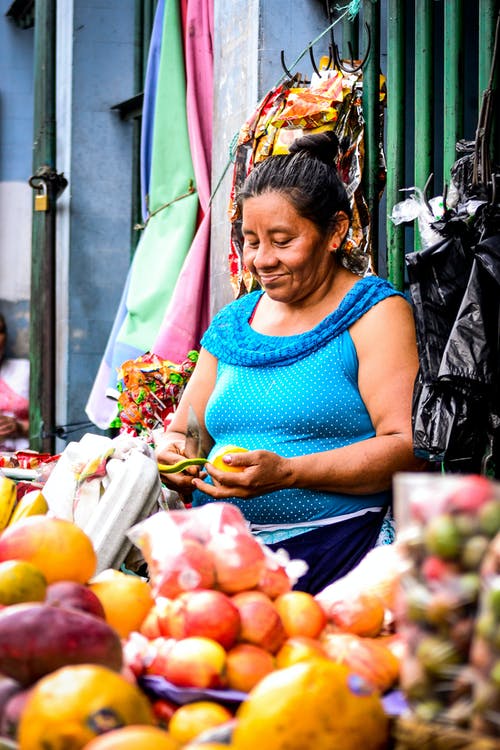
[396,473,500,737]
[0,494,397,750]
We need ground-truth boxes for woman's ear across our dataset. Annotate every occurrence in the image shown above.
[330,211,350,250]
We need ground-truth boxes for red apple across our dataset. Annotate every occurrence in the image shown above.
[167,589,241,649]
[153,538,216,599]
[226,643,275,692]
[140,597,173,639]
[207,531,266,594]
[144,636,176,677]
[274,591,327,639]
[163,636,227,689]
[232,590,286,653]
[44,581,105,620]
[256,562,292,599]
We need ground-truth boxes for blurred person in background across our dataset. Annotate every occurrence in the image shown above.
[0,313,30,452]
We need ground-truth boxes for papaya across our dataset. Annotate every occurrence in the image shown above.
[0,603,122,686]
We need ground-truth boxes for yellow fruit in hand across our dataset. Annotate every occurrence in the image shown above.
[0,559,47,605]
[210,445,248,473]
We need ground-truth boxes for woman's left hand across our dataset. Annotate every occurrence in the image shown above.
[0,414,19,439]
[191,449,294,499]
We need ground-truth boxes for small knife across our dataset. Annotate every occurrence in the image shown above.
[158,405,207,474]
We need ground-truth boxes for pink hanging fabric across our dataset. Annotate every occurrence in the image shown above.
[152,0,213,362]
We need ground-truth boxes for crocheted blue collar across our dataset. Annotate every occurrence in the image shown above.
[201,275,403,367]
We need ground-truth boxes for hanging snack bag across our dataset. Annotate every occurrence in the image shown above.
[394,472,500,730]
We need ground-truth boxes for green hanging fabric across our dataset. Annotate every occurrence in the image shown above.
[117,0,199,355]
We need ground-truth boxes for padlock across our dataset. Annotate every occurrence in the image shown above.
[34,182,48,212]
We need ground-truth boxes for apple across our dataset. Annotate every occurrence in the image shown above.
[232,591,286,653]
[44,581,105,620]
[154,538,216,599]
[226,643,275,692]
[144,636,176,677]
[163,636,227,689]
[274,590,327,639]
[256,562,292,599]
[167,589,241,649]
[140,597,173,639]
[275,635,328,669]
[207,531,266,594]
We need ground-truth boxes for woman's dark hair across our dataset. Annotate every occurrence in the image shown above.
[0,313,6,335]
[237,131,352,238]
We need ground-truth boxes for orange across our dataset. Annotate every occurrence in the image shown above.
[226,643,275,692]
[18,664,154,750]
[82,725,177,750]
[231,659,389,750]
[184,745,233,750]
[168,701,233,746]
[88,569,154,639]
[0,516,96,584]
[0,559,47,605]
[274,590,327,639]
[210,445,248,473]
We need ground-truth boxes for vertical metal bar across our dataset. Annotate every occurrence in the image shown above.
[30,0,56,453]
[478,0,499,166]
[342,14,359,61]
[362,0,381,273]
[479,0,498,97]
[443,0,463,186]
[414,0,433,250]
[386,0,405,290]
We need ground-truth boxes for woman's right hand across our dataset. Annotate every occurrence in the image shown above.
[155,436,205,494]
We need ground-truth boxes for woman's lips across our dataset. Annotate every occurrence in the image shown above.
[258,273,286,285]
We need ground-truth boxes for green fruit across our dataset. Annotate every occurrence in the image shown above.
[414,700,443,723]
[424,514,462,560]
[416,634,461,675]
[487,586,500,619]
[460,535,490,570]
[475,611,496,640]
[491,660,500,686]
[478,499,500,537]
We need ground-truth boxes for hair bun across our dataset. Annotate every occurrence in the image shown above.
[288,130,339,164]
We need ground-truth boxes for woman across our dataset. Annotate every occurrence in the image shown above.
[156,132,422,594]
[0,313,30,452]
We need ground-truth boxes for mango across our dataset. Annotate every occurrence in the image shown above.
[0,603,122,685]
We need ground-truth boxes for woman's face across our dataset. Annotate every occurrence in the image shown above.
[242,192,345,304]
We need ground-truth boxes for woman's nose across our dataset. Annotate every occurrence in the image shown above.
[252,240,277,266]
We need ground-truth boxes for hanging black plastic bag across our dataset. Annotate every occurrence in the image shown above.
[407,219,500,469]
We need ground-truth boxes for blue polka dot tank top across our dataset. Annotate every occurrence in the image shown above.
[192,276,401,524]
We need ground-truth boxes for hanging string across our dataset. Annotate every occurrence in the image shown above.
[134,181,197,231]
[207,1,359,208]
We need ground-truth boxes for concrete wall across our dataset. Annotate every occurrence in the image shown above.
[0,3,34,357]
[210,0,327,314]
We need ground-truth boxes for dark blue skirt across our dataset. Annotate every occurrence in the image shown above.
[266,508,387,595]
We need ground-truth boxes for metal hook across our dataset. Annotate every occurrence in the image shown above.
[308,45,321,77]
[280,49,294,80]
[333,22,371,74]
